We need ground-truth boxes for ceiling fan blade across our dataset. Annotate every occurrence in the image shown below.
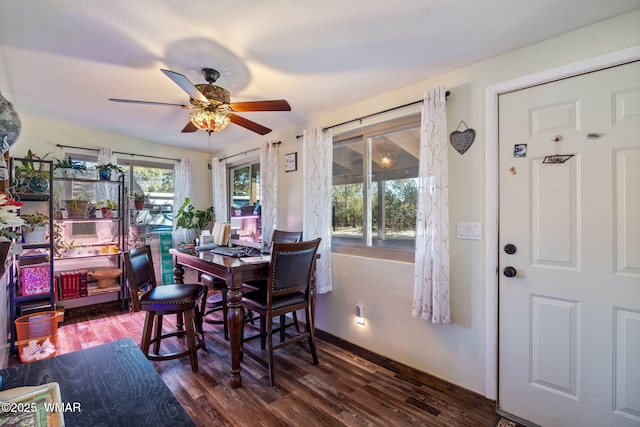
[181,121,198,133]
[229,114,272,135]
[230,100,291,112]
[109,98,192,108]
[160,69,209,104]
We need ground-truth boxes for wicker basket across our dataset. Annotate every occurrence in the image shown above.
[89,268,121,288]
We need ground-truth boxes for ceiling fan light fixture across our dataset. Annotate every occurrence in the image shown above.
[190,110,231,133]
[377,152,397,169]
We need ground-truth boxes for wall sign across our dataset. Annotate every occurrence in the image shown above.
[450,120,475,155]
[285,152,297,172]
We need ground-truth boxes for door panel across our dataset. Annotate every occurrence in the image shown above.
[615,147,640,275]
[498,61,640,427]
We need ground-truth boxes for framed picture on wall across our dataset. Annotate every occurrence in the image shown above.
[284,152,297,172]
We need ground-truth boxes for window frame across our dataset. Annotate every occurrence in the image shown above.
[63,153,175,234]
[332,114,420,263]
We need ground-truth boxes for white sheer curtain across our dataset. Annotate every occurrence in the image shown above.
[96,148,118,205]
[211,157,227,223]
[172,158,193,245]
[96,148,118,243]
[302,125,333,294]
[412,86,450,324]
[260,141,278,245]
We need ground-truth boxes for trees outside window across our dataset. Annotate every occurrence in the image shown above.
[332,115,420,257]
[63,156,174,233]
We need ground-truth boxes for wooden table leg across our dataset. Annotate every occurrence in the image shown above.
[172,262,185,334]
[173,263,185,284]
[227,275,243,388]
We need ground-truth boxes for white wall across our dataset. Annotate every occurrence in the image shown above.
[222,11,639,397]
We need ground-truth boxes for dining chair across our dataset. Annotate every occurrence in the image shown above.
[241,238,321,386]
[124,245,208,372]
[243,229,303,339]
[205,230,305,341]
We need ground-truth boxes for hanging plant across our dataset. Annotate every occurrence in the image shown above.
[95,163,124,180]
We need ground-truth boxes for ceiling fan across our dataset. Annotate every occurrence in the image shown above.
[109,68,291,135]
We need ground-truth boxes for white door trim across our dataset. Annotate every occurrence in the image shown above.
[484,45,640,401]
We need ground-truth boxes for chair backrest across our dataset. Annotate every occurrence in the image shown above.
[271,230,303,243]
[124,245,157,312]
[268,238,321,300]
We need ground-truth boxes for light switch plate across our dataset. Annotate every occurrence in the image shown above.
[456,222,482,240]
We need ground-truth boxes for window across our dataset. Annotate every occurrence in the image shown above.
[229,162,261,241]
[129,162,174,233]
[332,115,420,260]
[62,155,174,234]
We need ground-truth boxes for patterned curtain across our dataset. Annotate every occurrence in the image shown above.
[211,157,227,224]
[412,86,450,324]
[260,141,278,246]
[96,148,118,205]
[302,125,333,294]
[172,158,194,245]
[95,148,119,243]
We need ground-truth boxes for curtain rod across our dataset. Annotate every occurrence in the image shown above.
[217,141,281,162]
[295,90,450,139]
[55,144,180,162]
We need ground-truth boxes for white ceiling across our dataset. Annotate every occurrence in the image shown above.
[1,0,638,153]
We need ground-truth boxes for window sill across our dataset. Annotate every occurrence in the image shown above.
[331,243,414,263]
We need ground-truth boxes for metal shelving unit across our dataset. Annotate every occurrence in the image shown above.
[7,157,55,355]
[53,174,127,310]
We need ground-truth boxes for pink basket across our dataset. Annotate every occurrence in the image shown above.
[20,263,51,296]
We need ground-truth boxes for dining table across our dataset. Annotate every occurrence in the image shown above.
[169,247,269,388]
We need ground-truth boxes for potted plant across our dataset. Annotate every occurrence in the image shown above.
[132,192,147,210]
[14,150,51,193]
[97,199,118,218]
[173,197,213,246]
[95,163,123,180]
[53,156,87,178]
[63,197,89,218]
[21,212,49,243]
[52,224,80,258]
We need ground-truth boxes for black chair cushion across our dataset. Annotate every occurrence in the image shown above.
[140,284,205,310]
[242,278,267,291]
[242,289,306,311]
[201,273,227,290]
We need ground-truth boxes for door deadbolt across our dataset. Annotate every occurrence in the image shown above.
[504,244,517,254]
[503,266,517,278]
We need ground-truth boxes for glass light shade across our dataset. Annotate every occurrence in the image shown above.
[189,110,231,133]
[377,153,397,169]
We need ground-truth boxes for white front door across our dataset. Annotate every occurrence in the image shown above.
[498,60,640,427]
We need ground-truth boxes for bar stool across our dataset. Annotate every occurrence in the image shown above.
[241,239,321,386]
[124,245,207,372]
[202,273,229,340]
[243,230,304,340]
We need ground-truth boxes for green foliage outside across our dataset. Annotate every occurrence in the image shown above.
[331,178,418,236]
[132,167,174,194]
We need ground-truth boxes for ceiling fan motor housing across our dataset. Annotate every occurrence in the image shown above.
[194,84,230,107]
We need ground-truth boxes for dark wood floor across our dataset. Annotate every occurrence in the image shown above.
[7,302,499,426]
